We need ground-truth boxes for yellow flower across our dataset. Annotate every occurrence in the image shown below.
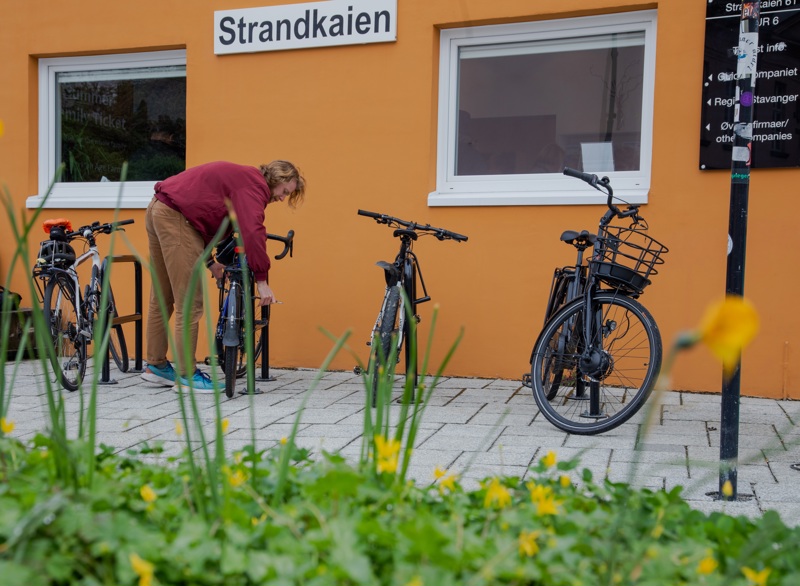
[375,435,401,474]
[0,418,14,434]
[406,576,423,586]
[228,469,247,488]
[129,553,154,586]
[698,296,759,376]
[174,420,183,436]
[526,481,553,502]
[518,530,540,557]
[535,495,561,516]
[280,436,288,445]
[434,466,458,493]
[559,475,571,488]
[483,477,512,509]
[722,480,734,498]
[541,450,557,468]
[697,555,718,575]
[742,567,771,586]
[221,418,230,433]
[140,485,157,503]
[251,513,267,526]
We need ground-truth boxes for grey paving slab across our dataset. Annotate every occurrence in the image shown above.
[3,359,800,526]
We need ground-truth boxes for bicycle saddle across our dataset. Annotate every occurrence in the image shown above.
[560,229,597,245]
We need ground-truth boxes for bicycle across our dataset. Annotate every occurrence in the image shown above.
[33,218,134,391]
[355,210,468,404]
[524,168,668,434]
[213,229,295,398]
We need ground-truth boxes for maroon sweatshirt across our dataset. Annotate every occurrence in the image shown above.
[154,161,273,281]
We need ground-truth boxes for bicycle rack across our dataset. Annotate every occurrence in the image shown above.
[99,255,144,385]
[241,242,294,394]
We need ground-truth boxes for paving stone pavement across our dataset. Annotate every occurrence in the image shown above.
[4,358,800,527]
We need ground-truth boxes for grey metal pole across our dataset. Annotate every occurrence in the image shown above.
[720,1,759,501]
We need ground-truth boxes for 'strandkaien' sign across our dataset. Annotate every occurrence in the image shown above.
[214,0,397,55]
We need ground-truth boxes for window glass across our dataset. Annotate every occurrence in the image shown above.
[56,67,186,183]
[456,32,644,176]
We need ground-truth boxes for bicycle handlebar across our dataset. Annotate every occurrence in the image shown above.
[562,167,643,225]
[357,209,468,242]
[68,219,135,240]
[267,229,295,260]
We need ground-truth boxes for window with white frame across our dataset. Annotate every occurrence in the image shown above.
[430,12,657,207]
[31,50,186,209]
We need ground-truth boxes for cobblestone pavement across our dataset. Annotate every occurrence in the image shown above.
[4,359,800,526]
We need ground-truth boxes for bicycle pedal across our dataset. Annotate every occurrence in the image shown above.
[521,373,532,388]
[353,366,363,375]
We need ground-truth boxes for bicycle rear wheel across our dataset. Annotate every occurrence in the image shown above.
[43,274,86,391]
[369,286,402,405]
[530,292,662,435]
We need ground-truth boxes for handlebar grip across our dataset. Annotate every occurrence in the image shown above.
[357,209,382,219]
[448,231,468,242]
[113,219,135,228]
[563,167,599,185]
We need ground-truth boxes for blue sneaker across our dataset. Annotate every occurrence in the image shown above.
[172,369,217,394]
[141,361,176,386]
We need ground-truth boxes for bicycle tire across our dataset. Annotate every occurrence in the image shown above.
[370,285,402,405]
[43,274,86,391]
[530,292,662,435]
[224,345,237,398]
[104,284,129,372]
[216,336,263,378]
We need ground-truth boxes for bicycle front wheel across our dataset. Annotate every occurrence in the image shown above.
[530,292,662,435]
[369,286,402,405]
[43,274,86,391]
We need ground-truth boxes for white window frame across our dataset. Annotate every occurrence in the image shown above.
[429,11,657,207]
[30,50,187,209]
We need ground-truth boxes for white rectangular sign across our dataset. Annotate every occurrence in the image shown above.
[215,0,397,55]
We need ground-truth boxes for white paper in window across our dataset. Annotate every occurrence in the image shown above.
[581,142,615,172]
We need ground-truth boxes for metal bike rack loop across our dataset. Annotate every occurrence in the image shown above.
[99,255,143,384]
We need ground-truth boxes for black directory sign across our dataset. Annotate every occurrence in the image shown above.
[700,0,800,169]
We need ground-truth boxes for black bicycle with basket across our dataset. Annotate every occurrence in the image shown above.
[524,168,668,434]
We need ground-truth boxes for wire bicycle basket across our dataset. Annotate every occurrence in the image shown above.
[591,225,668,294]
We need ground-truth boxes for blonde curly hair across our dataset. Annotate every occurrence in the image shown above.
[260,160,306,208]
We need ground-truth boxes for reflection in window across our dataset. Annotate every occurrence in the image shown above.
[56,66,186,183]
[456,32,644,177]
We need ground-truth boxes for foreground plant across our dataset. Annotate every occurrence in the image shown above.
[2,439,798,586]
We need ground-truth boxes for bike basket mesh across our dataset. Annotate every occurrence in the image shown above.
[591,226,668,293]
[36,239,76,269]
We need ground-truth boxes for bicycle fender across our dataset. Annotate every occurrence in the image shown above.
[376,260,400,286]
[223,321,239,346]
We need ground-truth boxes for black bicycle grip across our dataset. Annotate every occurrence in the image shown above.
[112,219,135,228]
[445,230,468,242]
[563,167,598,185]
[357,209,382,219]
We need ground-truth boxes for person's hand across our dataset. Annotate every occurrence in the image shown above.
[256,280,277,306]
[209,262,225,280]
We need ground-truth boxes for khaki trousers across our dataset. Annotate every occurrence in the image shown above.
[145,198,205,377]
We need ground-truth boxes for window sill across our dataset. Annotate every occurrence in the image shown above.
[427,187,650,207]
[26,183,155,209]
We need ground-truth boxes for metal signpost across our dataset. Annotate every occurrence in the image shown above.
[720,2,759,501]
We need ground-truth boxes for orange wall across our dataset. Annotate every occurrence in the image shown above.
[1,0,797,399]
